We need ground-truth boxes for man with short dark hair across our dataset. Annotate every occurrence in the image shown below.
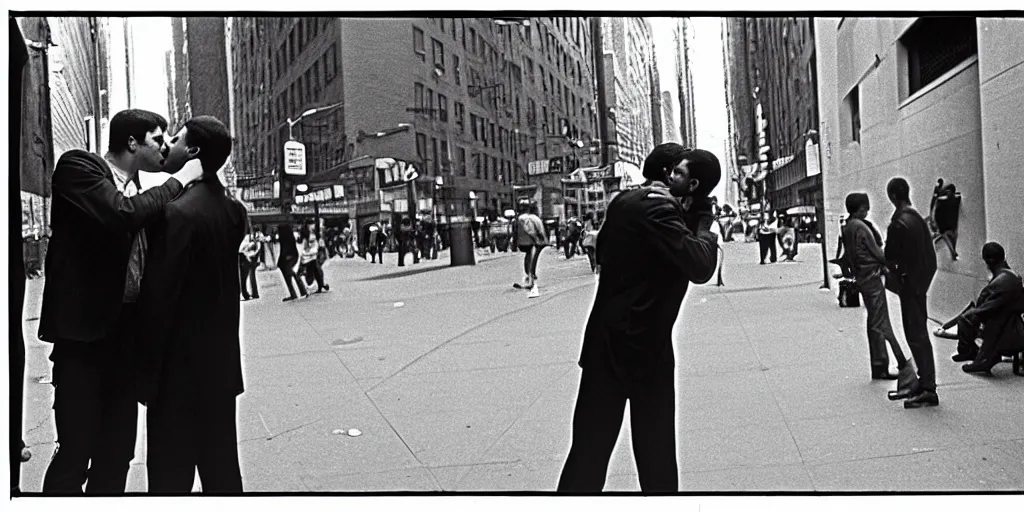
[558,144,720,492]
[136,115,247,493]
[39,109,204,494]
[885,177,939,408]
[951,242,1024,373]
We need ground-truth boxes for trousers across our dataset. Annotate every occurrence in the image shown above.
[42,307,139,494]
[558,363,678,492]
[899,288,936,391]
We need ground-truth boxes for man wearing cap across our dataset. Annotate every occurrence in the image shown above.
[558,144,720,492]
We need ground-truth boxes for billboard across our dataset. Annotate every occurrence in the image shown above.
[527,156,565,176]
[284,140,307,176]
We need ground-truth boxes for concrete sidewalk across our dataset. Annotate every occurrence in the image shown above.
[15,240,1024,493]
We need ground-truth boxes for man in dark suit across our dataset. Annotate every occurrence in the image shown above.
[136,116,247,493]
[558,145,721,492]
[885,177,939,408]
[38,109,203,494]
[954,242,1024,373]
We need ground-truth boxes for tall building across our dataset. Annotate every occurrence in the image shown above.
[650,60,663,145]
[816,17,1024,322]
[674,18,697,148]
[230,17,598,230]
[724,17,820,213]
[660,91,680,143]
[169,17,235,190]
[601,17,656,178]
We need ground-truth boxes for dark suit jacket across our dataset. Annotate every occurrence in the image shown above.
[39,150,183,343]
[967,267,1024,354]
[136,179,247,404]
[578,188,719,388]
[885,205,937,293]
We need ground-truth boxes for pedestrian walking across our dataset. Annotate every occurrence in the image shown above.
[840,193,916,390]
[513,201,548,298]
[238,225,260,301]
[558,144,721,492]
[277,224,308,301]
[777,215,798,261]
[564,217,583,259]
[581,218,599,274]
[37,109,204,494]
[299,224,329,293]
[884,178,939,408]
[758,212,779,264]
[136,116,245,492]
[397,217,419,266]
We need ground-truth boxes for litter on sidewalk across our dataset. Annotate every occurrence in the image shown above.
[393,302,405,308]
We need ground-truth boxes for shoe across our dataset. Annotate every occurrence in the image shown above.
[283,296,297,302]
[872,372,899,380]
[951,353,976,362]
[528,285,540,298]
[962,362,993,374]
[253,294,260,299]
[323,284,330,292]
[888,360,920,401]
[241,297,250,302]
[903,390,939,409]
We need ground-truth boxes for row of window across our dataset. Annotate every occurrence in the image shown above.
[414,132,521,183]
[273,43,338,123]
[273,17,330,82]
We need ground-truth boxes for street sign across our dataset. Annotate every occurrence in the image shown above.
[284,141,307,176]
[333,184,345,198]
[375,157,418,188]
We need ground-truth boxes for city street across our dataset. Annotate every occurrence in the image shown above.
[17,241,1024,493]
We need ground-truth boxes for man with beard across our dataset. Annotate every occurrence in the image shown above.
[136,116,247,492]
[38,109,204,493]
[884,177,939,408]
[558,144,720,492]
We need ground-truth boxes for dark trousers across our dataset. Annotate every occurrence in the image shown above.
[42,311,139,494]
[956,315,981,360]
[860,277,899,373]
[564,239,579,259]
[584,246,597,272]
[238,257,258,299]
[302,260,326,291]
[279,259,307,298]
[520,245,544,280]
[147,384,241,494]
[899,289,936,392]
[398,237,419,266]
[558,364,678,492]
[758,233,777,263]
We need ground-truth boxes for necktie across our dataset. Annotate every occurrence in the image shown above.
[123,180,148,303]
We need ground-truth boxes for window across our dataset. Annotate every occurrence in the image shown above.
[313,61,322,100]
[491,157,498,181]
[845,85,861,144]
[432,38,445,70]
[416,133,428,160]
[471,114,479,140]
[431,138,439,174]
[455,101,465,131]
[470,28,477,54]
[304,69,312,103]
[426,88,434,118]
[414,82,424,111]
[324,44,337,83]
[298,20,304,53]
[461,19,467,49]
[458,147,467,175]
[454,55,461,85]
[438,94,448,122]
[901,17,978,97]
[440,139,450,170]
[480,118,487,145]
[413,27,426,60]
[490,123,496,149]
[297,75,304,108]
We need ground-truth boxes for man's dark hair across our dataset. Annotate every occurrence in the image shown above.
[184,116,232,174]
[108,109,168,154]
[642,144,721,197]
[982,242,1005,264]
[846,192,870,215]
[887,177,911,202]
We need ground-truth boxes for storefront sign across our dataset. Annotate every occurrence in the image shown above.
[283,141,306,176]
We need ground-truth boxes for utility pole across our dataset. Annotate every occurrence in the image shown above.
[591,17,610,168]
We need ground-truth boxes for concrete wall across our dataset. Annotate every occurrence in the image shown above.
[815,17,1017,322]
[977,18,1024,279]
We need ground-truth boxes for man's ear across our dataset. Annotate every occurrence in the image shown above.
[127,136,138,153]
[688,178,700,193]
[187,146,201,159]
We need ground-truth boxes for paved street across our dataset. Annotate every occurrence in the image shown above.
[17,241,1024,492]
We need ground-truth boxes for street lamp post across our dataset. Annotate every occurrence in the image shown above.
[281,102,345,217]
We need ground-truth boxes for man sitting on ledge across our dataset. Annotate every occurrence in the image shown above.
[941,242,1024,373]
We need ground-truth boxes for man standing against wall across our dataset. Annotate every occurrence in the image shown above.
[885,177,939,408]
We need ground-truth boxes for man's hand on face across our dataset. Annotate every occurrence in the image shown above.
[170,159,204,187]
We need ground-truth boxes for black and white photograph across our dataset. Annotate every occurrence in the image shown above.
[7,1,1024,505]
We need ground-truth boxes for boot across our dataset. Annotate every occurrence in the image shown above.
[888,358,921,401]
